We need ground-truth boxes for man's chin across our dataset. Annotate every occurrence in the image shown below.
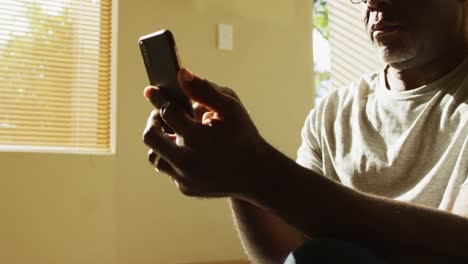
[377,45,417,68]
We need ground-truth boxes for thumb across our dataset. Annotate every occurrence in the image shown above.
[178,68,236,117]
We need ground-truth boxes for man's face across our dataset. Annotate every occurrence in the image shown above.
[362,0,463,69]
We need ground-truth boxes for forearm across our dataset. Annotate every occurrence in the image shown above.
[229,198,305,264]
[238,142,468,260]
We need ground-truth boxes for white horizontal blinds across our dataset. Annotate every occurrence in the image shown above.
[0,0,112,150]
[328,0,382,89]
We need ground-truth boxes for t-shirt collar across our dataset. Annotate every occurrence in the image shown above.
[376,55,468,101]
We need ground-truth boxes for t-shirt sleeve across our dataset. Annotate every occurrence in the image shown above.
[296,109,324,175]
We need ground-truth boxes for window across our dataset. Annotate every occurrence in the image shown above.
[313,0,330,104]
[0,0,115,154]
[328,0,382,89]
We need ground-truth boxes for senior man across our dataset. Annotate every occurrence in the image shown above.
[143,0,468,263]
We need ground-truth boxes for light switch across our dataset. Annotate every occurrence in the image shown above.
[218,24,233,51]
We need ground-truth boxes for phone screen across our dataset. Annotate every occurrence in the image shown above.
[139,30,192,115]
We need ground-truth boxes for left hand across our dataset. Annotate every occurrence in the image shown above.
[142,68,268,198]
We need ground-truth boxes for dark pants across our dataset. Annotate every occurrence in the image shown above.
[284,239,388,264]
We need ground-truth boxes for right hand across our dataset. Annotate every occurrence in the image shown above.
[142,68,270,199]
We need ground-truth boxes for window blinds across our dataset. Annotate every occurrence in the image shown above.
[0,0,113,152]
[328,0,382,90]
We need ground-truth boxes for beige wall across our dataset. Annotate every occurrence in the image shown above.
[0,0,313,263]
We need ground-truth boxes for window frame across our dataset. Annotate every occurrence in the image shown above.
[0,0,118,155]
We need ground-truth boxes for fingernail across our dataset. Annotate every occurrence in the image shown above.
[144,86,157,99]
[181,68,194,82]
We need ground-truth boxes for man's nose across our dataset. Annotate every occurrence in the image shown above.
[366,0,392,12]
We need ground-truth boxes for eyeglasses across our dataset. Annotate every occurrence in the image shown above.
[350,0,367,4]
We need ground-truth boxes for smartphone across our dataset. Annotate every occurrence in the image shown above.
[139,30,193,116]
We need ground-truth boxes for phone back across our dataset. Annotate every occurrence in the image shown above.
[139,30,191,114]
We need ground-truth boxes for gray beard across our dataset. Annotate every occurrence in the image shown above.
[376,44,417,66]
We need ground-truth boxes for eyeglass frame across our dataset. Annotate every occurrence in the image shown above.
[350,0,367,4]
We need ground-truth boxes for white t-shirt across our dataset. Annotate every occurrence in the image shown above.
[297,58,468,211]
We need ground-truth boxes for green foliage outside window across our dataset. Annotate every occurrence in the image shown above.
[313,0,330,99]
[0,2,76,143]
[314,0,329,41]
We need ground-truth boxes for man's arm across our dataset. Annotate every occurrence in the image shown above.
[229,198,305,264]
[238,142,468,261]
[142,70,468,262]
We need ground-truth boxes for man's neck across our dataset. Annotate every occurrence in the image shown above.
[385,46,468,92]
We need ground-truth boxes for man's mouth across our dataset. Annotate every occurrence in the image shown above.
[371,21,403,42]
[373,26,401,38]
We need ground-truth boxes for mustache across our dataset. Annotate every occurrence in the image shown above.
[365,10,404,43]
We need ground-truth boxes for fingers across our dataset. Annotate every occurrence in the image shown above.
[202,111,221,126]
[145,86,199,136]
[144,86,171,110]
[178,68,239,118]
[147,149,187,188]
[148,149,177,174]
[145,109,162,133]
[143,110,187,166]
[144,87,174,133]
[144,109,193,191]
[192,102,210,121]
[159,101,200,137]
[144,69,241,121]
[148,148,158,165]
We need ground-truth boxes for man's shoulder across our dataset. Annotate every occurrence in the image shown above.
[314,71,380,115]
